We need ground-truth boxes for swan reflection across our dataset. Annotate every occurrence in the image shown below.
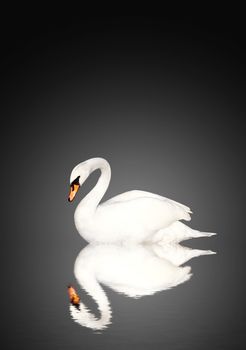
[69,242,215,331]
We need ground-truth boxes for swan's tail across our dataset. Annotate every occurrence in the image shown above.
[155,221,217,244]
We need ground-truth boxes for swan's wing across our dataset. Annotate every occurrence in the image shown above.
[96,195,192,237]
[101,190,141,205]
[102,190,192,214]
[103,190,155,204]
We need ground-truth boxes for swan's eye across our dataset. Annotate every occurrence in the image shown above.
[71,176,80,187]
[68,176,80,202]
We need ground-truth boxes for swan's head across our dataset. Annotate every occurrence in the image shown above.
[68,161,90,202]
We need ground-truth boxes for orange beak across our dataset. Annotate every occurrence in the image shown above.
[68,183,80,202]
[68,285,80,306]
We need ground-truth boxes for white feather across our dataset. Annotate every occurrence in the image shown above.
[69,158,195,244]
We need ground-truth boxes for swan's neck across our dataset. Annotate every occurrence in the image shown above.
[79,158,111,212]
[70,273,112,330]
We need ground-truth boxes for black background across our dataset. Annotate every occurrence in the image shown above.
[1,14,245,349]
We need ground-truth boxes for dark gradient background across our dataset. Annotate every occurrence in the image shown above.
[1,15,245,349]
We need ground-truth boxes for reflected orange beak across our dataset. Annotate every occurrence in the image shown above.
[68,285,80,306]
[68,183,80,202]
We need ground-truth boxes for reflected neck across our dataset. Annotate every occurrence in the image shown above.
[70,271,112,330]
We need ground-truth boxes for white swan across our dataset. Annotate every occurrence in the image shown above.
[68,243,215,330]
[68,157,216,244]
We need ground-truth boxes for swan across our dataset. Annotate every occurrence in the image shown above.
[68,157,216,244]
[68,243,215,330]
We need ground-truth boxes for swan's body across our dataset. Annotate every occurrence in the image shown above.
[68,157,211,244]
